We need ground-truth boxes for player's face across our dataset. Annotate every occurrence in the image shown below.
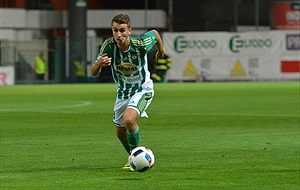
[111,22,131,47]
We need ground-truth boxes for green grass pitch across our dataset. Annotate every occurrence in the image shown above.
[0,82,299,189]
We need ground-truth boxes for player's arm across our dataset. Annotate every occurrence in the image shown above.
[152,29,165,61]
[91,53,111,77]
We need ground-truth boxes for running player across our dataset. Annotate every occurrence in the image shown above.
[91,14,164,170]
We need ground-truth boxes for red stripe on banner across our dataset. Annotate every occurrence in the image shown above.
[281,61,300,73]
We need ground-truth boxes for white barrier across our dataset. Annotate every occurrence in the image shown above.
[0,66,15,86]
[163,31,300,81]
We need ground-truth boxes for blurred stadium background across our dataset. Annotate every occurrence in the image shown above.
[0,0,299,84]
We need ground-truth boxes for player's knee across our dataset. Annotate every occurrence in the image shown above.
[123,108,138,130]
[123,117,135,128]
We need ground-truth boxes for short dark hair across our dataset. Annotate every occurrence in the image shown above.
[111,14,131,28]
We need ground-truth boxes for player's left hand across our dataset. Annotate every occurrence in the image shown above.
[155,51,164,62]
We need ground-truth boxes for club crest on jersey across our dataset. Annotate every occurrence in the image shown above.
[116,63,138,75]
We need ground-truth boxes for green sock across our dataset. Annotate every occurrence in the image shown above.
[122,143,131,155]
[126,127,140,151]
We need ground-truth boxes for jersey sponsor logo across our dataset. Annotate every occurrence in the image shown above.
[118,74,140,84]
[116,63,138,75]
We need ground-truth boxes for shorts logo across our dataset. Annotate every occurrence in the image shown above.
[116,63,138,75]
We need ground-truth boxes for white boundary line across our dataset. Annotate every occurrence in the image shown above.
[0,101,298,118]
[0,100,93,113]
[155,112,299,118]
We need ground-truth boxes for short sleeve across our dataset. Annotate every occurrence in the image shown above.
[140,30,157,52]
[94,38,113,63]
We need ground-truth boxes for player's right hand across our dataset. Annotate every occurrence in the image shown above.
[99,53,112,67]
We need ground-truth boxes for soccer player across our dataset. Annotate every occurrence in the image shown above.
[91,14,164,170]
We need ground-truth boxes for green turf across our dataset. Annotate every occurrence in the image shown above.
[0,82,299,189]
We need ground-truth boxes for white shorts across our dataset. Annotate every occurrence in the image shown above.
[113,90,154,127]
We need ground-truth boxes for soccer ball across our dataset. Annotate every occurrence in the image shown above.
[129,146,155,172]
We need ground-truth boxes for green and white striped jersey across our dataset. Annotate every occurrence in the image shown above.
[95,30,157,100]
